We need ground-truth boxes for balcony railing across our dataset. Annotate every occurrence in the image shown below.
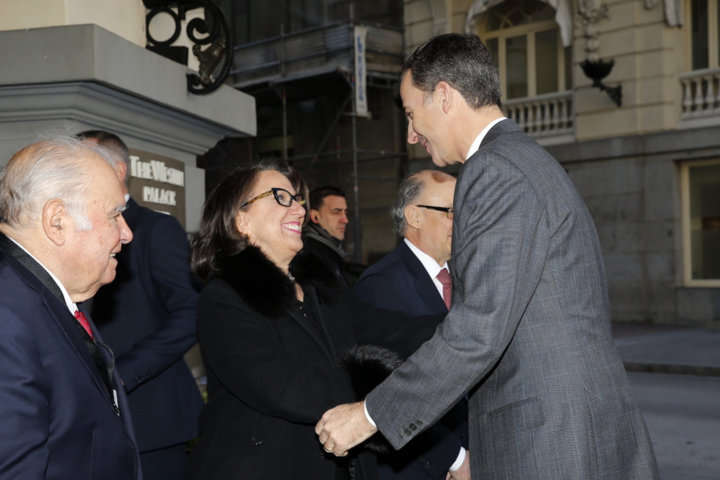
[504,91,574,144]
[231,23,403,89]
[680,68,720,123]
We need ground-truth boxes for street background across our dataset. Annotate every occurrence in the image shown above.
[614,324,720,480]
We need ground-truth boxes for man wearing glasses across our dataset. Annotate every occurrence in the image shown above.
[355,170,456,316]
[352,170,469,480]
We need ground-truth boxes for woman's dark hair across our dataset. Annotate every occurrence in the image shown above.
[191,160,305,281]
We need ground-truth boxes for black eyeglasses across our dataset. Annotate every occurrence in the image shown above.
[240,188,306,209]
[416,204,454,218]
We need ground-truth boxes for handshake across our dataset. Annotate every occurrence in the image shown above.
[315,345,471,480]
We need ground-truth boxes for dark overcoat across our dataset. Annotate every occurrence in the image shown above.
[190,246,436,480]
[0,234,141,480]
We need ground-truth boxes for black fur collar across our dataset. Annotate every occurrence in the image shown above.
[217,246,297,318]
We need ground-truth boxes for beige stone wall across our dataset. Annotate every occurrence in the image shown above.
[0,1,66,31]
[0,0,145,46]
[573,0,686,140]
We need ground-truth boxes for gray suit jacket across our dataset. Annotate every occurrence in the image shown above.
[366,119,659,479]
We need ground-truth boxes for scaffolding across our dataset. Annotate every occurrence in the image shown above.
[230,11,406,261]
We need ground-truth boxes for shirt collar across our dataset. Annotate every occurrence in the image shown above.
[465,117,507,160]
[404,238,448,279]
[6,235,78,315]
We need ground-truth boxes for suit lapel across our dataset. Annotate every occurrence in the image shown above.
[80,307,140,445]
[397,242,447,314]
[51,298,116,403]
[0,234,115,404]
[0,234,63,299]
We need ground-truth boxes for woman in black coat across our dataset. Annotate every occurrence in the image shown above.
[188,163,434,480]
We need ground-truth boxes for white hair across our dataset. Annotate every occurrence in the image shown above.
[0,136,115,231]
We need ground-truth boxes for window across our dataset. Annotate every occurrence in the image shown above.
[687,0,720,70]
[680,159,720,286]
[476,0,571,100]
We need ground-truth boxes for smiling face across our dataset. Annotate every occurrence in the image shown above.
[63,154,133,301]
[401,70,457,167]
[312,195,349,241]
[235,169,306,270]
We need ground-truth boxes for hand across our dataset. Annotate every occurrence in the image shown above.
[446,450,470,480]
[315,401,377,456]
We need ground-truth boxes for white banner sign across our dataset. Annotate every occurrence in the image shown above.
[354,26,369,117]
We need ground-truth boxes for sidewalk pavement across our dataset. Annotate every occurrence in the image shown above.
[612,323,720,377]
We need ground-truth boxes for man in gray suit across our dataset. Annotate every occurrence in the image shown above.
[316,33,659,479]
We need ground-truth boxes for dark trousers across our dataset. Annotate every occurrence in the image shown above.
[140,443,189,480]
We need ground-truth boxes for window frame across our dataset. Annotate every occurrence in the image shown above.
[680,157,720,287]
[685,0,720,71]
[478,19,567,100]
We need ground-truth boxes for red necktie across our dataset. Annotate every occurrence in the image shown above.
[436,268,452,310]
[74,310,94,340]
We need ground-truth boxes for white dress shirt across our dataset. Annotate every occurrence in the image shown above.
[403,238,448,299]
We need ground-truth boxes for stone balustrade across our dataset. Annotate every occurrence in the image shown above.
[680,68,720,121]
[504,91,574,143]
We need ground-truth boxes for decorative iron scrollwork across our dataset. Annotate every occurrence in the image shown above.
[144,0,232,95]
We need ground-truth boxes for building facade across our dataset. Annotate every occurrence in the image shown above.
[405,0,720,326]
[3,0,715,326]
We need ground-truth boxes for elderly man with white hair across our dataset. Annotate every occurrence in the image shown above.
[0,137,141,479]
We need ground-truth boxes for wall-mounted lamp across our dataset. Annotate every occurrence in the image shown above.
[580,58,622,107]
